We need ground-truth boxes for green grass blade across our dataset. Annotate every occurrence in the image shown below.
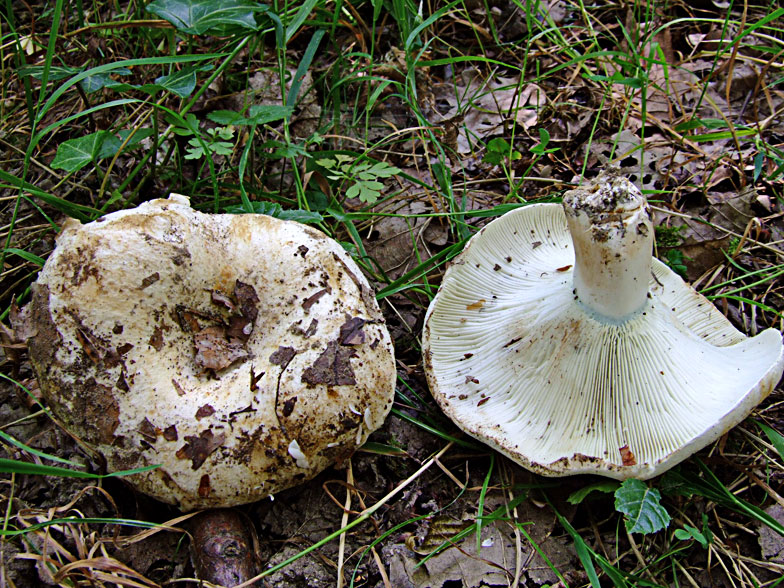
[476,453,494,552]
[2,248,44,267]
[286,29,325,106]
[0,517,167,537]
[755,420,784,460]
[285,0,319,42]
[0,458,159,479]
[404,0,461,52]
[0,431,81,467]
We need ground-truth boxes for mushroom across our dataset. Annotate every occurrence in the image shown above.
[25,194,396,509]
[422,170,784,479]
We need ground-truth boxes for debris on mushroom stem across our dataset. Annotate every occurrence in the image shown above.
[562,170,653,321]
[22,194,397,510]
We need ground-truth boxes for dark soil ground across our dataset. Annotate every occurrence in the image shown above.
[2,0,784,587]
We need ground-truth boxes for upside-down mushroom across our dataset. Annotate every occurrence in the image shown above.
[25,194,397,510]
[423,170,784,479]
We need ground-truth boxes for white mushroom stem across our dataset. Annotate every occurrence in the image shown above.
[563,173,654,322]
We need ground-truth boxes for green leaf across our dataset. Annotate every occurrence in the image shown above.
[756,420,784,460]
[185,138,205,159]
[142,64,212,98]
[486,137,510,153]
[18,64,81,82]
[286,29,325,107]
[674,524,709,548]
[315,158,337,169]
[483,151,503,165]
[367,161,401,178]
[568,481,620,504]
[210,141,234,156]
[51,131,115,172]
[538,127,551,146]
[215,127,234,140]
[0,169,100,221]
[207,104,292,126]
[685,128,757,142]
[754,152,764,182]
[614,479,671,534]
[79,68,132,93]
[225,201,323,224]
[348,179,384,203]
[674,118,705,133]
[96,134,124,160]
[264,140,308,159]
[346,183,361,200]
[116,128,156,149]
[146,0,260,35]
[0,430,80,466]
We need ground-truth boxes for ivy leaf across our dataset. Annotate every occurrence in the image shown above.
[483,151,503,165]
[138,65,212,98]
[208,104,292,126]
[51,131,115,172]
[225,201,323,224]
[614,479,671,534]
[116,128,156,149]
[95,134,124,160]
[146,0,260,35]
[80,68,132,93]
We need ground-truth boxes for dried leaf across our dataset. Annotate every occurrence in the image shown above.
[193,326,249,371]
[234,280,259,322]
[163,425,178,441]
[269,346,296,367]
[149,326,165,351]
[211,290,236,312]
[302,288,329,311]
[195,404,215,419]
[140,273,160,289]
[198,474,211,498]
[619,444,637,466]
[339,317,366,346]
[176,430,226,470]
[138,418,157,442]
[302,341,357,386]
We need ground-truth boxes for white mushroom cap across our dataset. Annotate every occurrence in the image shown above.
[423,173,784,479]
[27,195,396,509]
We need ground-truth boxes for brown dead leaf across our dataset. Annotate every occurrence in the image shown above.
[758,505,784,563]
[193,326,249,371]
[429,68,543,153]
[233,280,259,322]
[269,345,297,367]
[339,317,366,346]
[302,341,357,387]
[176,430,226,470]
